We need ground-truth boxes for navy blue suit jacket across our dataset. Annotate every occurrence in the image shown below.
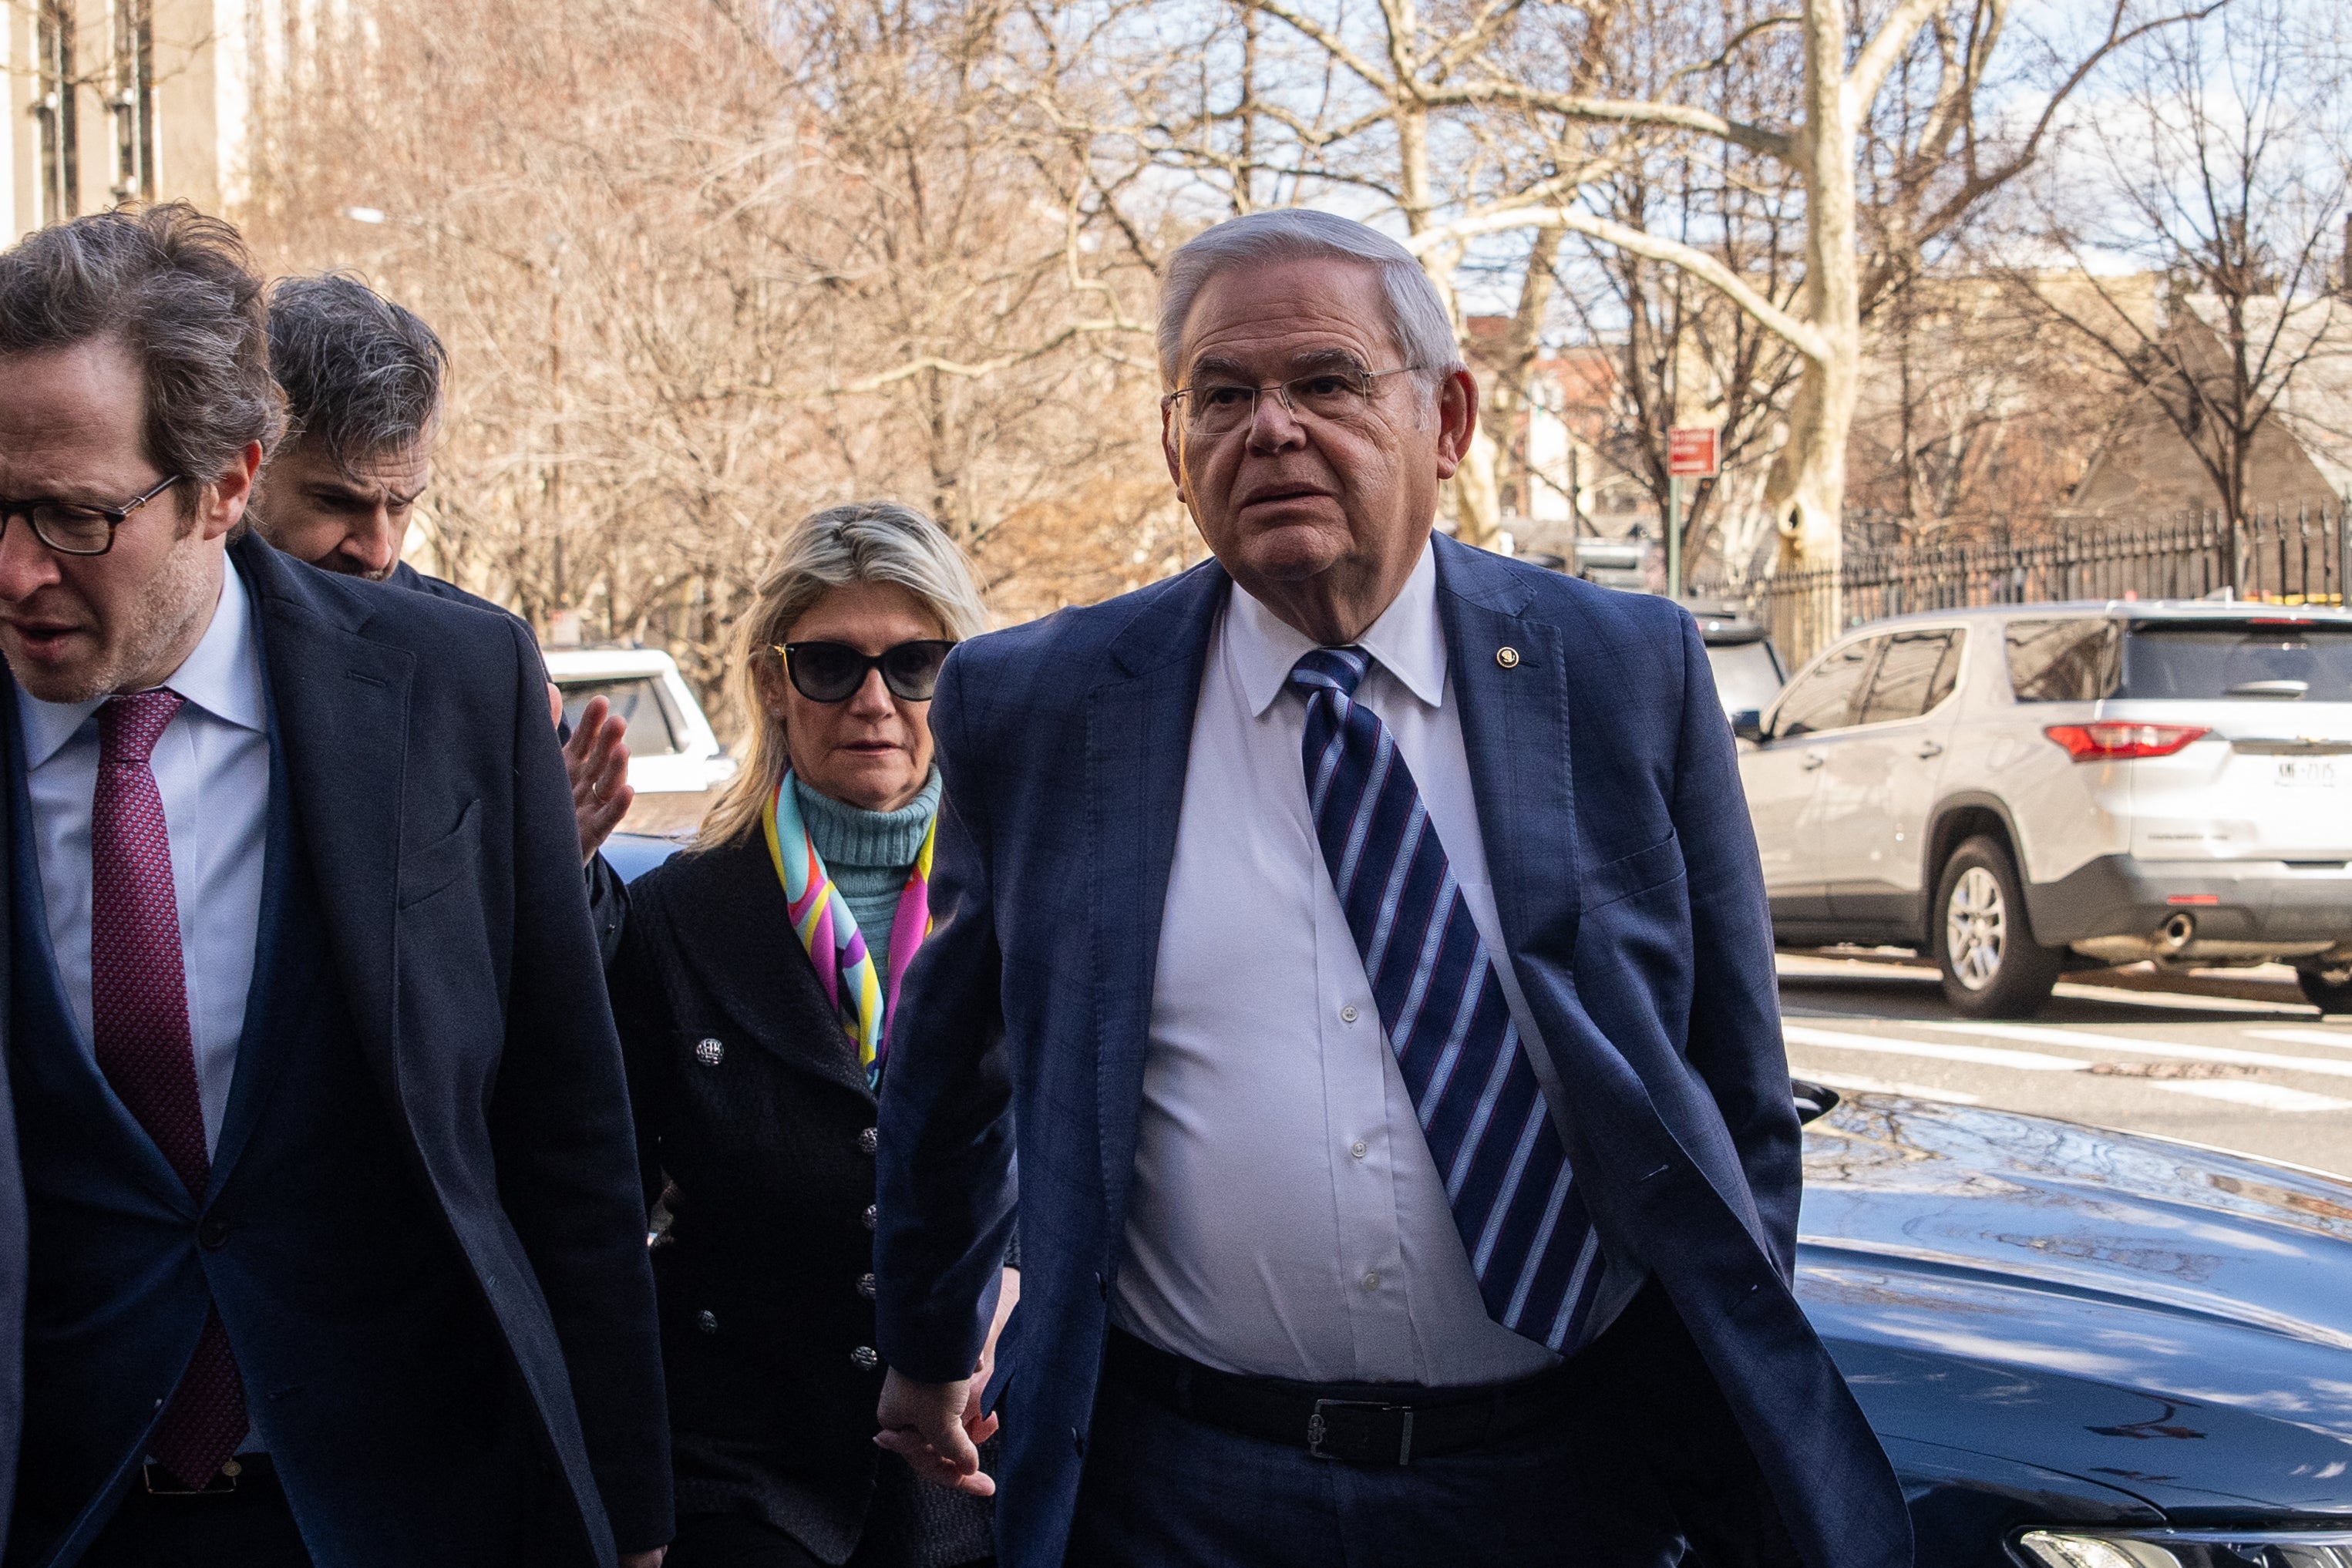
[0,536,669,1561]
[874,536,1910,1568]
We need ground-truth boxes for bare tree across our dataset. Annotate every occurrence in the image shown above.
[2007,0,2351,550]
[237,0,1169,714]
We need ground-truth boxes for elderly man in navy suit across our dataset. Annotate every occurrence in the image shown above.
[0,206,669,1566]
[870,209,1912,1566]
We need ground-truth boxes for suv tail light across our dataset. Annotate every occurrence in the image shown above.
[2044,722,2209,761]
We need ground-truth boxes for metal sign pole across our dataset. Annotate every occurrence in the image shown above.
[1667,476,1683,601]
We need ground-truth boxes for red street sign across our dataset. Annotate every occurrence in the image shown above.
[1667,426,1720,478]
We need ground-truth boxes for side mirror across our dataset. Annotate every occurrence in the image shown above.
[1731,710,1768,744]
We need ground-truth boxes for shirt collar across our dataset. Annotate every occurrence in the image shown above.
[15,555,266,769]
[1226,537,1445,718]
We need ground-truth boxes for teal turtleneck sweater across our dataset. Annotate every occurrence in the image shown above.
[792,767,943,978]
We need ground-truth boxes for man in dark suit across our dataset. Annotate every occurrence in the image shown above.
[246,273,631,954]
[0,206,670,1566]
[871,210,1912,1566]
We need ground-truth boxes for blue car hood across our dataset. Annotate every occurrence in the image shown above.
[1797,1092,2352,1519]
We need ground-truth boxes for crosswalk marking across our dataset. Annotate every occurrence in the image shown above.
[1795,1068,1983,1105]
[2142,1079,2352,1112]
[1781,1025,2088,1072]
[2251,1028,2352,1054]
[1914,1020,2352,1082]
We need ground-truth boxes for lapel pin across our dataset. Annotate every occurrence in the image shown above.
[1496,646,1521,669]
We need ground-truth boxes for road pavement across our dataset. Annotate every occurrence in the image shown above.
[1777,953,2352,1180]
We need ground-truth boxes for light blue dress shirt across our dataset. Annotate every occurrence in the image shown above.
[15,559,269,1157]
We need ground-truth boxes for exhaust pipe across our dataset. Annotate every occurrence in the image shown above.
[2156,912,2196,954]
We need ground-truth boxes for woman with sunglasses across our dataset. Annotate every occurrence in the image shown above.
[606,501,1010,1568]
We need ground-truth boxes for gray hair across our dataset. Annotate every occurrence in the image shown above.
[0,202,284,510]
[268,274,448,472]
[1156,210,1463,389]
[699,500,988,849]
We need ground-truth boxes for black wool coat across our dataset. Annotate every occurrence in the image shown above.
[607,835,994,1567]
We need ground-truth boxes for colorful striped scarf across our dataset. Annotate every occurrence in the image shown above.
[762,770,937,1087]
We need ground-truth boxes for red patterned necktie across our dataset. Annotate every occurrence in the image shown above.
[90,689,248,1488]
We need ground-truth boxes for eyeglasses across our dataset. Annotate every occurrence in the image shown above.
[1163,366,1418,436]
[776,640,957,703]
[0,474,183,557]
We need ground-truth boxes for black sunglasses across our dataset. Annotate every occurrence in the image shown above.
[776,640,956,703]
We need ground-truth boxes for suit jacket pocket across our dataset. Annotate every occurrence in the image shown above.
[1585,830,1684,910]
[399,798,481,910]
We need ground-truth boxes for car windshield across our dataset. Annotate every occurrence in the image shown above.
[560,676,683,755]
[2122,622,2352,701]
[1707,639,1785,715]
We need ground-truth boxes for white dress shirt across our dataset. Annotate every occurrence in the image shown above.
[17,560,269,1156]
[1115,541,1634,1387]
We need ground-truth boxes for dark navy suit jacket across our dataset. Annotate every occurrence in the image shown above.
[874,536,1911,1568]
[0,536,669,1562]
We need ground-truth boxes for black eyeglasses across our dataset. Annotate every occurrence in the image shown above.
[0,474,183,557]
[776,640,956,703]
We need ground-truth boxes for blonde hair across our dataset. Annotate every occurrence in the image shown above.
[698,500,988,850]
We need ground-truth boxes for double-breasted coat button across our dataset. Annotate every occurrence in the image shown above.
[850,1346,881,1371]
[695,1038,725,1067]
[862,1203,878,1231]
[695,1310,719,1335]
[859,1126,879,1155]
[859,1273,878,1299]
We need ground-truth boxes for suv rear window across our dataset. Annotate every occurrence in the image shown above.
[2122,622,2352,701]
[560,677,683,755]
[2007,619,2118,702]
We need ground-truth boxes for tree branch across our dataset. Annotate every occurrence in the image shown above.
[1405,207,1831,362]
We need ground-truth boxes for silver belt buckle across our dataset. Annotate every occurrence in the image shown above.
[1307,1398,1416,1465]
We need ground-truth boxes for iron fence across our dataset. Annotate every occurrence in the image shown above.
[1748,502,2352,665]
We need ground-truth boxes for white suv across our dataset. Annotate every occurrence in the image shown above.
[544,646,736,798]
[1732,601,2352,1017]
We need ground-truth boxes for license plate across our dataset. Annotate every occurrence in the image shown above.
[2276,759,2340,788]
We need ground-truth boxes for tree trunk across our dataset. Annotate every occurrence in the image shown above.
[1767,0,1861,661]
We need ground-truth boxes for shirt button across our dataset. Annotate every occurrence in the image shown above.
[1361,1271,1380,1291]
[859,1126,880,1155]
[862,1204,878,1231]
[695,1038,724,1067]
[695,1310,719,1336]
[850,1346,882,1371]
[1351,1140,1368,1159]
[858,1273,877,1300]
[1340,1004,1360,1025]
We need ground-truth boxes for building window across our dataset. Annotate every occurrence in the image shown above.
[111,0,156,204]
[35,0,80,223]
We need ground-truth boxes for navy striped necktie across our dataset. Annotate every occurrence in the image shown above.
[1290,646,1607,1351]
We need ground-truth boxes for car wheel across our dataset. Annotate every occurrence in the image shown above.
[1933,836,2064,1018]
[2296,964,2352,1015]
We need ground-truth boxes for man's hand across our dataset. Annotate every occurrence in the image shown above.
[553,685,633,864]
[877,1369,997,1496]
[619,1552,666,1568]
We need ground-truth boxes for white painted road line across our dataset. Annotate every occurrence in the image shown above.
[2251,1028,2352,1054]
[1916,1021,2352,1082]
[1781,1025,2089,1072]
[2051,981,2313,1017]
[1786,1067,1984,1105]
[2144,1079,2352,1112]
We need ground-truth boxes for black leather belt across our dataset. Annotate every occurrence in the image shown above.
[1103,1328,1590,1467]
